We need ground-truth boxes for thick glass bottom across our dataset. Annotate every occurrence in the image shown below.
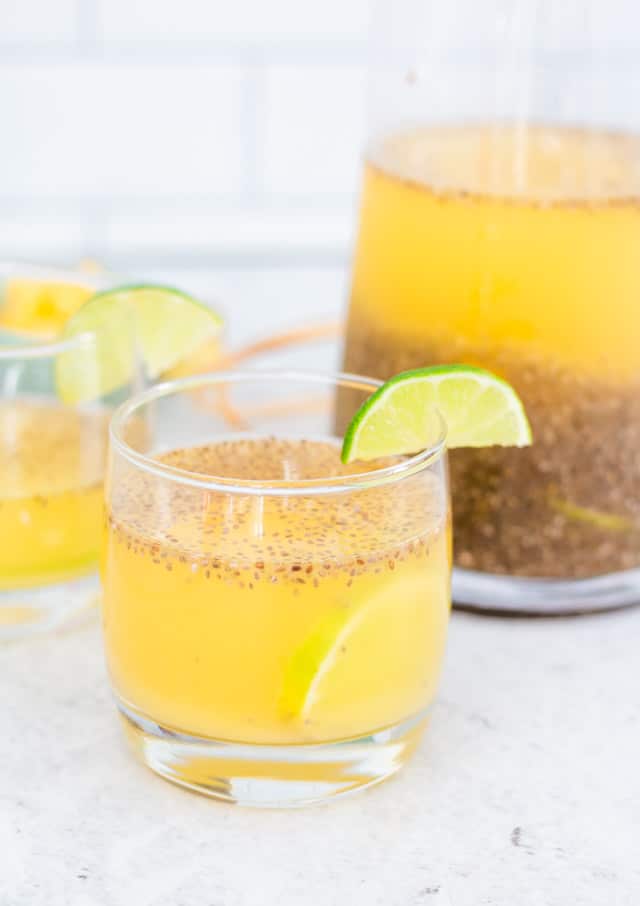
[0,571,99,639]
[118,700,430,808]
[453,566,640,616]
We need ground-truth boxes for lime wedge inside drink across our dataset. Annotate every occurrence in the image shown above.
[279,570,443,730]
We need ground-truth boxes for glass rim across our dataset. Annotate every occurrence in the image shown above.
[0,329,96,360]
[0,259,104,360]
[0,258,104,287]
[110,370,448,497]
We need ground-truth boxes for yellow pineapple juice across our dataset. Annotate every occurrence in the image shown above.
[103,438,450,746]
[343,125,640,578]
[0,400,108,589]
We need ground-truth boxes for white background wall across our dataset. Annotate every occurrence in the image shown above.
[0,0,372,269]
[3,1,639,275]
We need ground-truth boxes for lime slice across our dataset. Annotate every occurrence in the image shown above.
[548,491,633,533]
[56,285,223,403]
[342,365,532,462]
[279,608,353,722]
[279,568,449,731]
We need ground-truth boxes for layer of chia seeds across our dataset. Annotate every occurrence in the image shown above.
[108,437,447,588]
[340,321,640,579]
[0,400,109,499]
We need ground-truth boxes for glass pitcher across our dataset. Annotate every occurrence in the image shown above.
[341,0,640,614]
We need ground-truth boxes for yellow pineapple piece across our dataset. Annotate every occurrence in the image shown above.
[0,278,93,337]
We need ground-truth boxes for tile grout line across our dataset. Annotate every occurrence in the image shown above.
[0,195,356,211]
[75,0,100,46]
[0,42,370,66]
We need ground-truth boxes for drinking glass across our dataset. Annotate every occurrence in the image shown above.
[0,265,140,638]
[103,371,450,807]
[341,0,640,613]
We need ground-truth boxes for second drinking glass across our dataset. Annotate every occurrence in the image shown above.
[0,264,141,637]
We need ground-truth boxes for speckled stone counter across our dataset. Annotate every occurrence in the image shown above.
[3,607,639,906]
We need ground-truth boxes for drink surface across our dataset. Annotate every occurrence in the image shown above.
[103,437,450,745]
[0,399,107,588]
[343,124,640,578]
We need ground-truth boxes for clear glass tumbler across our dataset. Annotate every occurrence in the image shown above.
[103,371,451,807]
[0,265,140,638]
[341,0,640,614]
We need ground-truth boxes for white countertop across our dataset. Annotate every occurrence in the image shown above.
[3,607,639,906]
[2,267,640,905]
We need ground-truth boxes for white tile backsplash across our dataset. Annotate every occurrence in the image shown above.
[97,0,370,44]
[1,0,638,266]
[0,63,246,199]
[264,66,367,197]
[0,212,89,259]
[0,0,78,43]
[104,210,353,256]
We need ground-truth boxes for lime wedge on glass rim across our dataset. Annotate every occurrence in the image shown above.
[278,365,531,725]
[342,364,532,462]
[55,284,223,403]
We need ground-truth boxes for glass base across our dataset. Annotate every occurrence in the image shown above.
[453,566,640,616]
[118,700,430,808]
[0,572,100,640]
